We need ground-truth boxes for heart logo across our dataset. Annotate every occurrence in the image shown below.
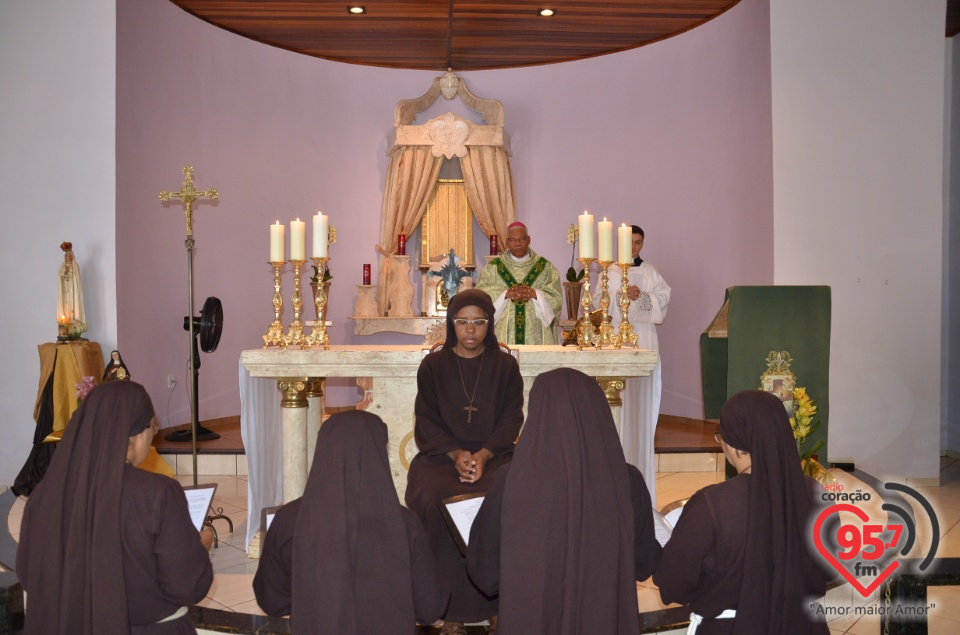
[812,503,900,597]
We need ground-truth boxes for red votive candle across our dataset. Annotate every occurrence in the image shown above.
[362,264,371,286]
[490,234,498,255]
[398,233,406,255]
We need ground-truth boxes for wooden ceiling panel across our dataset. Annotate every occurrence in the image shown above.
[170,1,959,71]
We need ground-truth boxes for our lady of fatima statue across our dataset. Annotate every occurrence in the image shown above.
[57,241,87,339]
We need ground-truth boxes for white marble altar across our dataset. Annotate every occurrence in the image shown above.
[241,345,657,503]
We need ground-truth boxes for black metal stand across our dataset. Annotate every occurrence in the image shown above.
[164,318,220,442]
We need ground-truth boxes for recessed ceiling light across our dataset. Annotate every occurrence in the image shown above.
[539,8,556,17]
[348,6,366,14]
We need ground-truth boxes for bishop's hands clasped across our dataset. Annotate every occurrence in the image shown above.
[449,448,493,484]
[506,285,535,302]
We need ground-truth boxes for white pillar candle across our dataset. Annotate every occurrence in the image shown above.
[313,212,329,258]
[290,218,306,260]
[598,218,614,261]
[578,211,595,259]
[618,224,632,264]
[270,221,285,262]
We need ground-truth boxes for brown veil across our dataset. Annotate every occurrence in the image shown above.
[290,410,417,633]
[17,380,155,635]
[443,288,499,349]
[497,368,639,634]
[719,390,825,634]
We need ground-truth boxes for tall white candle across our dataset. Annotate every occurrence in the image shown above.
[313,212,329,258]
[598,218,614,261]
[290,218,306,260]
[618,224,632,264]
[270,221,285,262]
[578,211,595,259]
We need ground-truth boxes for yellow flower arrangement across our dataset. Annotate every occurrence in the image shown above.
[789,387,823,462]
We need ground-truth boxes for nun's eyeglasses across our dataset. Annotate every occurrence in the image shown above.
[713,430,722,444]
[453,318,489,327]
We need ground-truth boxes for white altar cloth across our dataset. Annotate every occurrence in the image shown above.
[239,344,657,552]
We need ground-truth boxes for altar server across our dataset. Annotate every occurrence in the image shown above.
[598,225,670,502]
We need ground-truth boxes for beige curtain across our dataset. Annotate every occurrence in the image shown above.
[377,146,443,314]
[461,145,517,249]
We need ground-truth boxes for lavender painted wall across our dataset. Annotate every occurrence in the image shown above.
[117,0,773,427]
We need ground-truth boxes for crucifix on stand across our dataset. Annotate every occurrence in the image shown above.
[159,166,220,457]
[159,166,233,545]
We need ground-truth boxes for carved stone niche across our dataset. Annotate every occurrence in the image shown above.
[355,71,515,338]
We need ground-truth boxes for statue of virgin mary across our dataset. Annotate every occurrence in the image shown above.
[57,241,87,337]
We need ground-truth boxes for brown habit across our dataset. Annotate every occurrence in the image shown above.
[16,381,212,635]
[655,390,830,635]
[466,368,654,634]
[253,410,444,632]
[405,290,524,622]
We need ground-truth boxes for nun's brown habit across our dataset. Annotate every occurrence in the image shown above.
[405,289,524,622]
[253,410,445,632]
[466,368,657,634]
[655,390,830,634]
[16,381,212,635]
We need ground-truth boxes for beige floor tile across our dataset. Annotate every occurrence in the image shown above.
[928,614,960,635]
[196,596,232,611]
[845,606,880,635]
[636,585,679,612]
[927,586,960,622]
[209,542,253,572]
[206,570,258,608]
[229,598,267,616]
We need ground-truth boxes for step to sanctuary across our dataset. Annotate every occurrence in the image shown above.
[153,414,723,476]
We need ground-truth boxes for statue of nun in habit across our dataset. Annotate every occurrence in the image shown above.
[57,242,87,338]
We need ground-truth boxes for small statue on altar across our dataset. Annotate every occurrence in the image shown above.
[429,249,473,311]
[57,241,87,339]
[103,349,131,381]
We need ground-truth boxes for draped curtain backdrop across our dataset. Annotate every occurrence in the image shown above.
[376,95,518,315]
[377,146,444,315]
[461,144,516,242]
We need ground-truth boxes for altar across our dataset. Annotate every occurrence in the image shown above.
[242,343,654,491]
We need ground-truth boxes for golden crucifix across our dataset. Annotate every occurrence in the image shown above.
[159,166,218,238]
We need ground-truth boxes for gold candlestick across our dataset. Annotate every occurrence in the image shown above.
[263,262,287,348]
[576,257,598,350]
[306,257,331,350]
[285,259,309,349]
[597,261,617,347]
[615,262,638,349]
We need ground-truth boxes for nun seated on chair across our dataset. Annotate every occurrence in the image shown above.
[253,410,445,632]
[465,368,662,635]
[405,289,525,634]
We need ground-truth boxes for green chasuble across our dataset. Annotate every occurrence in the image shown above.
[476,249,563,345]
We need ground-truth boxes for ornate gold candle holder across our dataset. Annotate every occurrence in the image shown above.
[576,257,599,350]
[615,261,638,349]
[263,261,287,349]
[306,257,331,350]
[597,261,617,347]
[285,259,309,349]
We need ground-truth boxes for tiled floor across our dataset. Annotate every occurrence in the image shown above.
[8,459,960,633]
